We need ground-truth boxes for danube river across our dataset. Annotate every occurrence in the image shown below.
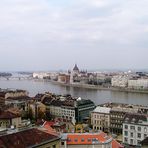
[0,79,148,106]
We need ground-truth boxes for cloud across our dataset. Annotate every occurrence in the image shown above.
[0,0,148,70]
[0,0,147,45]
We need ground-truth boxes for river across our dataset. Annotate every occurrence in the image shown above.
[0,79,148,106]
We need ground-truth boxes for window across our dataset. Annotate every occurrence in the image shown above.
[137,140,141,145]
[137,133,141,138]
[144,134,147,138]
[138,127,141,132]
[130,132,133,138]
[81,138,85,142]
[130,126,135,130]
[124,131,128,136]
[67,138,71,142]
[124,137,128,143]
[124,125,128,129]
[52,145,56,148]
[61,142,64,145]
[88,138,91,142]
[74,139,78,142]
[144,127,147,133]
[130,139,133,145]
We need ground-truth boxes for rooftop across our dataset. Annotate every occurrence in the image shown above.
[73,64,79,71]
[61,132,123,148]
[92,106,111,114]
[0,111,20,119]
[0,128,59,148]
[123,113,148,124]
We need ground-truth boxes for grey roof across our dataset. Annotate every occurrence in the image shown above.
[93,106,111,114]
[123,113,148,124]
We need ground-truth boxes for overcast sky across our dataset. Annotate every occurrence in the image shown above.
[0,0,148,71]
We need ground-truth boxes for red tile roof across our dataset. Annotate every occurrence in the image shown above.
[112,139,124,148]
[67,132,110,145]
[43,121,58,136]
[66,132,124,148]
[0,128,59,148]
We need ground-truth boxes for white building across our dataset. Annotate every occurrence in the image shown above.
[61,106,76,125]
[45,98,76,125]
[123,113,148,146]
[91,106,111,132]
[111,75,130,88]
[128,79,148,89]
[32,72,50,79]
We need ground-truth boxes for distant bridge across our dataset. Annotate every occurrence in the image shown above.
[0,76,33,80]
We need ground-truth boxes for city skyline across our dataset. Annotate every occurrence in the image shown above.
[0,0,148,71]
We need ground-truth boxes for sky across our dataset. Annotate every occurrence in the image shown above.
[0,0,148,71]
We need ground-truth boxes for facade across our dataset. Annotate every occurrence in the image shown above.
[0,89,28,110]
[110,106,138,134]
[75,98,95,123]
[5,99,28,111]
[33,72,51,79]
[91,106,111,133]
[73,64,79,75]
[123,113,148,147]
[29,102,46,119]
[70,64,80,84]
[61,132,123,148]
[111,75,130,87]
[58,74,70,84]
[97,103,141,134]
[0,128,60,148]
[128,79,148,89]
[4,90,28,99]
[61,105,75,125]
[0,97,5,109]
[42,94,95,125]
[0,111,21,128]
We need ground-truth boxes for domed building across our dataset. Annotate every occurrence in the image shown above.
[70,64,80,84]
[73,64,79,74]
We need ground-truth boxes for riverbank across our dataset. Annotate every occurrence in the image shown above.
[47,80,148,94]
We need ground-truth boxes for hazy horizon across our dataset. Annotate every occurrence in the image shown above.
[0,0,148,71]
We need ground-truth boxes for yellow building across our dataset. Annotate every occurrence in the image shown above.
[0,111,21,128]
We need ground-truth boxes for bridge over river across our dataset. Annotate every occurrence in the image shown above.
[0,76,33,80]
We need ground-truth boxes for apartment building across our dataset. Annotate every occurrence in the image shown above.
[91,106,111,133]
[123,113,148,147]
[111,75,130,87]
[0,111,21,128]
[128,79,148,89]
[110,106,138,134]
[42,94,95,125]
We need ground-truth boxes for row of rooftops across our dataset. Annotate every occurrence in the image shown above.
[41,93,95,108]
[99,102,148,113]
[92,106,147,115]
[0,127,123,148]
[123,113,148,124]
[100,102,148,108]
